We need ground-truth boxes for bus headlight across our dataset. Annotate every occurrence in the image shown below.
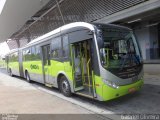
[105,80,119,89]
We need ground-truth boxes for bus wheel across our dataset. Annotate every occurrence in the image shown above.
[9,69,13,77]
[60,76,71,97]
[25,71,31,83]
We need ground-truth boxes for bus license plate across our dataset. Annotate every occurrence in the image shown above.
[129,88,136,93]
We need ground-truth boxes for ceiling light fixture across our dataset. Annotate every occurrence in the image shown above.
[127,18,141,24]
[146,23,159,27]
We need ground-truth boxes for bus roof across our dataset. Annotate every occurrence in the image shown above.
[21,22,132,49]
[24,22,95,48]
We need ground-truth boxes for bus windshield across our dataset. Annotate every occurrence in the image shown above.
[99,27,142,78]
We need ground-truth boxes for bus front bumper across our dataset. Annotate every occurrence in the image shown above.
[101,79,143,101]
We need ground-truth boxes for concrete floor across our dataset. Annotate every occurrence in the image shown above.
[0,68,112,120]
[0,65,160,119]
[144,64,160,75]
[0,70,92,114]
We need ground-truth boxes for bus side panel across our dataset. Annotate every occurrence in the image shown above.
[8,61,20,76]
[51,60,65,79]
[44,60,72,89]
[49,35,72,88]
[63,61,73,80]
[8,51,20,76]
[23,60,44,83]
[93,75,103,100]
[19,50,24,77]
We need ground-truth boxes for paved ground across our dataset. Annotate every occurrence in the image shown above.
[0,68,113,120]
[0,70,92,114]
[144,64,160,75]
[0,65,160,119]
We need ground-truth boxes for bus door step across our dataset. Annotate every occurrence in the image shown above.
[74,86,84,92]
[45,83,53,88]
[76,92,94,99]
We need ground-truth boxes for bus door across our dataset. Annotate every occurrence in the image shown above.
[42,45,52,85]
[71,40,95,98]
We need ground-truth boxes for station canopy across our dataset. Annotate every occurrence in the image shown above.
[0,0,157,49]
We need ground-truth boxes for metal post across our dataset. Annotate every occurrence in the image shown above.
[16,39,20,48]
[26,30,31,43]
[55,0,65,25]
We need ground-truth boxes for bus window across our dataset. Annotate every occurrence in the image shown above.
[51,37,62,58]
[23,48,31,61]
[31,46,36,60]
[62,35,69,58]
[9,52,18,62]
[35,45,41,60]
[31,47,36,54]
[30,46,41,61]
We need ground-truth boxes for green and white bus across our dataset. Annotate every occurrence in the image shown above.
[6,22,143,101]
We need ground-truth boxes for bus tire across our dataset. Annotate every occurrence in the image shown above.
[9,69,13,77]
[25,71,32,83]
[60,76,72,97]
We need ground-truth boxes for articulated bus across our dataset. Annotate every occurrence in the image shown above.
[6,22,143,101]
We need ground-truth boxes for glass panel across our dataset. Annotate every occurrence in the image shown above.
[9,52,18,62]
[98,26,143,78]
[62,35,69,57]
[100,28,142,69]
[23,48,31,61]
[35,45,41,60]
[51,37,62,58]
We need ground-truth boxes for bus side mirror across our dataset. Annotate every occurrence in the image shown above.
[100,48,110,68]
[100,48,107,65]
